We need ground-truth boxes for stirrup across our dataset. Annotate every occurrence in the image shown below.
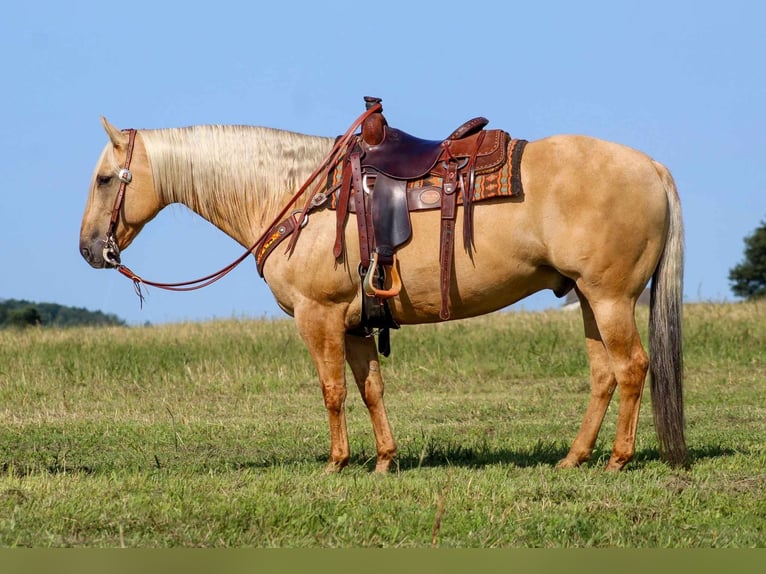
[363,252,402,299]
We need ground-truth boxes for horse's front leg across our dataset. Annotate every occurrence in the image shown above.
[345,333,396,472]
[294,304,350,472]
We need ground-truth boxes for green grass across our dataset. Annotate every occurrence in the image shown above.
[0,302,764,547]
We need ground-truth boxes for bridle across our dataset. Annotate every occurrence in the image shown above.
[103,102,382,301]
[102,128,137,267]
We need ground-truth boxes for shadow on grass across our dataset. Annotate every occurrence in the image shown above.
[1,461,97,477]
[349,442,740,473]
[388,440,570,471]
[0,443,739,477]
[630,443,739,468]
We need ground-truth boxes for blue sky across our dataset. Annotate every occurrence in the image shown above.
[1,1,763,325]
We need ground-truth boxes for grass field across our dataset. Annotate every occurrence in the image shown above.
[0,301,764,547]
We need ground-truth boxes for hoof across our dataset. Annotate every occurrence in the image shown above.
[604,456,629,471]
[374,458,394,473]
[324,460,348,474]
[555,454,586,469]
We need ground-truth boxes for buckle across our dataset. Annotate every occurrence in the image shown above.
[310,191,329,207]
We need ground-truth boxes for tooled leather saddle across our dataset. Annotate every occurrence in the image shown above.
[336,97,526,353]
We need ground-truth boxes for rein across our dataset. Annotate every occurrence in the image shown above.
[107,102,382,301]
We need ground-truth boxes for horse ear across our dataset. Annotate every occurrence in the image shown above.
[101,116,129,148]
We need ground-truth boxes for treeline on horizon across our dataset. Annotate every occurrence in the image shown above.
[0,299,126,328]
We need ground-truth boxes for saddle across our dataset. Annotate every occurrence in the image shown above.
[255,97,527,355]
[334,98,525,349]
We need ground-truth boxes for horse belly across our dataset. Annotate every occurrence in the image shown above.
[387,204,559,323]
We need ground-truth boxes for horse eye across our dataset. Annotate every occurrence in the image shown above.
[97,174,113,186]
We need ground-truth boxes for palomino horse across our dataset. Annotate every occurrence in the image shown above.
[79,110,687,472]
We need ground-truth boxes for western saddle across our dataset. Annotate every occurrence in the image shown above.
[256,97,526,355]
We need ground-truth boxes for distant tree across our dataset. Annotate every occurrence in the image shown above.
[0,299,126,328]
[729,219,766,300]
[7,306,42,328]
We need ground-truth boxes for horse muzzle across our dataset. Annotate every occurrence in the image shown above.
[80,235,121,269]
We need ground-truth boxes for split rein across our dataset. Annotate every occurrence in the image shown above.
[106,103,383,303]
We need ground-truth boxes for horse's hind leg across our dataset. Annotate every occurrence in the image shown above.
[573,294,649,470]
[345,334,397,472]
[557,292,618,469]
[560,291,649,470]
[602,303,649,471]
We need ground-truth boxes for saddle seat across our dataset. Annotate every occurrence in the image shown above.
[360,116,492,180]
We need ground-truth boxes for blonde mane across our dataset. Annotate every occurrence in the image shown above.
[139,125,335,237]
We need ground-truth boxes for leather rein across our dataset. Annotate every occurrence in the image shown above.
[104,103,382,300]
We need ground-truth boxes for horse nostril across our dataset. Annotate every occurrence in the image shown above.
[81,246,92,261]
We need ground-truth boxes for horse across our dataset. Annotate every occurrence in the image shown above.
[79,110,687,473]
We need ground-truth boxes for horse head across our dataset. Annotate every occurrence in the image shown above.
[79,118,161,268]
